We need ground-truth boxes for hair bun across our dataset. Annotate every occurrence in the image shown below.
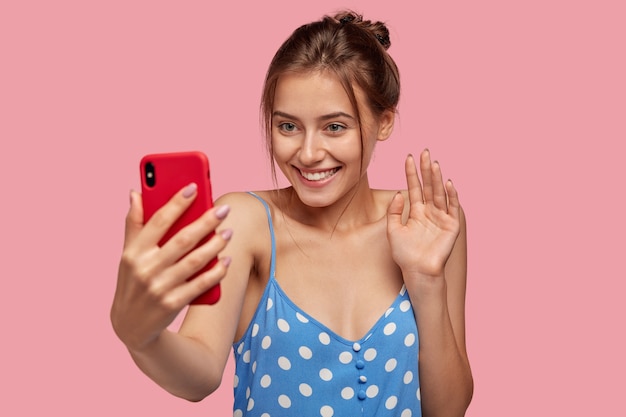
[333,10,391,50]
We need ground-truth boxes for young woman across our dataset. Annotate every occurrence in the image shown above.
[111,10,473,417]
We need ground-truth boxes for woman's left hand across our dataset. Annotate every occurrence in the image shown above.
[386,149,461,279]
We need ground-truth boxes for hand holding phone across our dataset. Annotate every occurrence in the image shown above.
[140,151,221,305]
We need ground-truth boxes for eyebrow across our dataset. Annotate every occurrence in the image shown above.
[272,111,355,121]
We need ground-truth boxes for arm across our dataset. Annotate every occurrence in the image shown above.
[407,209,472,416]
[387,151,473,416]
[110,189,255,401]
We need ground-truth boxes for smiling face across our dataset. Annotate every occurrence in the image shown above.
[271,71,394,208]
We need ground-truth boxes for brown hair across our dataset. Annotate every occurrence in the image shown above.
[261,10,401,180]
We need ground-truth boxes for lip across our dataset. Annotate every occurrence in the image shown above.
[293,166,341,188]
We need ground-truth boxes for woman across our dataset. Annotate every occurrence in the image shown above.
[111,10,473,417]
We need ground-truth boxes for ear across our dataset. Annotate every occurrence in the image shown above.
[377,110,395,141]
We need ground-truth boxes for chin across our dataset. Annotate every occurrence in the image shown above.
[294,193,335,208]
[292,185,357,210]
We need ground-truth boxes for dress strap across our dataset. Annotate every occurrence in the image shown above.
[247,192,276,279]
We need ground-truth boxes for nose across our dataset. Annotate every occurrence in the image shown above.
[298,132,325,166]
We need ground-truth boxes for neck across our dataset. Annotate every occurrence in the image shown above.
[277,175,384,233]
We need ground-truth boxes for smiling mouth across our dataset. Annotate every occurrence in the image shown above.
[297,167,340,181]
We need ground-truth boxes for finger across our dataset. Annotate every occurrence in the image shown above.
[156,224,233,291]
[386,192,405,232]
[165,257,231,308]
[138,183,198,249]
[405,154,424,206]
[431,160,448,211]
[123,190,144,249]
[158,205,230,268]
[419,149,434,204]
[446,179,461,219]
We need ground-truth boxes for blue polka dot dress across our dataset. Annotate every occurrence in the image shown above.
[232,193,421,416]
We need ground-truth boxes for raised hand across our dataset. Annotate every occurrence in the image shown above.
[110,185,232,352]
[386,150,461,279]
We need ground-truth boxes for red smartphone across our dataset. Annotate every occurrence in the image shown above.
[140,151,220,305]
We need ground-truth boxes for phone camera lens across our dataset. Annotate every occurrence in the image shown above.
[145,162,156,187]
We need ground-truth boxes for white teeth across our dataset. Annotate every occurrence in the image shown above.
[299,168,338,181]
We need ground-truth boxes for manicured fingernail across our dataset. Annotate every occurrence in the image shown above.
[220,228,233,240]
[215,205,230,219]
[222,256,232,267]
[182,183,197,198]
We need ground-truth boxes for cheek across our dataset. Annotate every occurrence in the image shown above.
[271,137,296,163]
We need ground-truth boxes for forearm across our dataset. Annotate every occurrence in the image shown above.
[408,277,473,417]
[128,329,225,402]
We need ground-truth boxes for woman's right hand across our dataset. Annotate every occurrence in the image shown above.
[110,183,232,353]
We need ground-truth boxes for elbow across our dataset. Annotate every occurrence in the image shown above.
[459,369,474,413]
[445,367,475,416]
[177,375,223,403]
[186,396,208,403]
[422,374,474,417]
[185,395,205,403]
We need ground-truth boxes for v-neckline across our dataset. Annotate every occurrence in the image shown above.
[269,275,408,345]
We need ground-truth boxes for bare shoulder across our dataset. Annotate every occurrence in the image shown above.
[215,190,268,211]
[215,192,270,231]
[213,191,274,260]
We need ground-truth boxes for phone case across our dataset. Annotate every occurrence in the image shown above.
[140,151,220,305]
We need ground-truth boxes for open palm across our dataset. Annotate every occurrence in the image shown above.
[387,150,461,278]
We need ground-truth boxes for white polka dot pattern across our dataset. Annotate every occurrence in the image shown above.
[319,368,333,381]
[277,318,290,332]
[384,322,397,335]
[296,312,309,323]
[278,394,291,408]
[299,346,313,359]
[404,371,413,384]
[299,383,313,397]
[320,405,334,416]
[385,395,398,409]
[366,384,379,398]
[232,194,421,416]
[364,348,377,361]
[260,374,271,388]
[338,351,352,364]
[277,356,291,370]
[261,336,271,349]
[232,277,421,417]
[385,358,397,372]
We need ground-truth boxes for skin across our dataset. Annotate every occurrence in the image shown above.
[111,70,473,416]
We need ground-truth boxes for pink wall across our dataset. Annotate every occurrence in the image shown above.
[1,0,624,415]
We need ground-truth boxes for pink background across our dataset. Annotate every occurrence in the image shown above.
[1,0,624,415]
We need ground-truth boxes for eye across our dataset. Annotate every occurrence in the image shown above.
[326,123,346,133]
[278,122,298,133]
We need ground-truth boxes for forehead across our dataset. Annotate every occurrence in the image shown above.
[273,71,365,117]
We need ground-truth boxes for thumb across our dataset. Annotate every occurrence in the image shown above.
[123,190,144,249]
[386,192,405,232]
